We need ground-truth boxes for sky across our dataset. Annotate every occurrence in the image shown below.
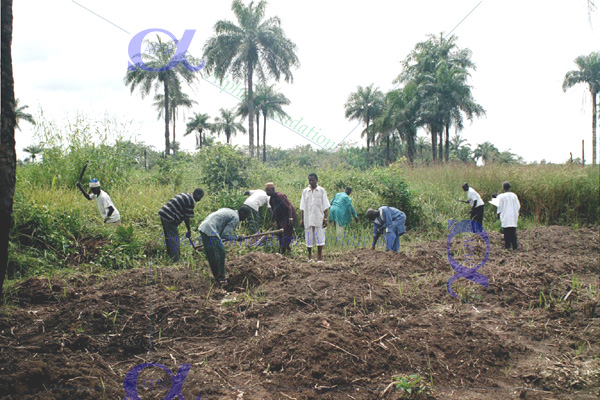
[12,0,600,163]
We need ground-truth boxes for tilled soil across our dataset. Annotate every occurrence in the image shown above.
[0,226,598,400]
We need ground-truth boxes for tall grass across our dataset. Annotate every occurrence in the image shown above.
[9,121,599,282]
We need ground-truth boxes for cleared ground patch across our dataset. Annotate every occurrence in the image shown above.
[0,226,598,399]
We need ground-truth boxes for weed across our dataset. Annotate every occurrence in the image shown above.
[392,374,431,398]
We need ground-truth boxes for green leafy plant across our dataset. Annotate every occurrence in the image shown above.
[393,374,431,398]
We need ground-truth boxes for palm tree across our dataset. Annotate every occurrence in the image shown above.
[153,83,197,148]
[185,113,212,149]
[344,84,385,161]
[449,133,467,158]
[14,99,35,130]
[236,91,262,158]
[125,37,199,156]
[563,51,600,165]
[255,84,290,162]
[213,108,246,144]
[397,34,483,162]
[203,0,299,157]
[474,141,499,165]
[23,144,44,162]
[1,0,16,296]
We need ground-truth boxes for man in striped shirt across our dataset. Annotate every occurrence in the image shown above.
[158,189,204,261]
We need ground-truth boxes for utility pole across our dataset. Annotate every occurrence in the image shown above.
[582,140,585,166]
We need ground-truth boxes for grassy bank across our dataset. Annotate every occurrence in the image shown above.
[7,144,599,288]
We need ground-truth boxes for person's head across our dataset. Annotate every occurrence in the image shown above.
[462,183,469,192]
[308,173,318,189]
[366,208,379,221]
[89,178,101,195]
[502,181,511,192]
[237,206,251,222]
[265,182,275,196]
[491,193,498,198]
[345,187,352,196]
[193,188,204,202]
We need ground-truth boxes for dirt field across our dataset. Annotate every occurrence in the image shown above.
[0,226,598,400]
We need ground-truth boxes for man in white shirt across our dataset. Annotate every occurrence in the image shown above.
[461,183,484,227]
[240,189,270,233]
[497,181,520,250]
[299,173,330,262]
[76,178,121,225]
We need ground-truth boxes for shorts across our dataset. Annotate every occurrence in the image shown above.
[305,226,326,247]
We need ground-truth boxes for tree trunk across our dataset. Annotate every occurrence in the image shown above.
[444,122,450,162]
[365,120,370,165]
[430,127,437,161]
[592,88,597,165]
[263,113,267,163]
[247,65,254,157]
[386,135,390,164]
[256,110,260,159]
[1,0,16,296]
[172,107,176,153]
[408,129,415,164]
[438,130,443,164]
[198,128,203,149]
[164,80,170,156]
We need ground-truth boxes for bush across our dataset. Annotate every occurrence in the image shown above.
[198,144,250,190]
[371,163,422,230]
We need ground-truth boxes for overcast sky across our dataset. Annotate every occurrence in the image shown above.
[12,0,600,163]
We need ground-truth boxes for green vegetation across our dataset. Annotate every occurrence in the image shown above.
[392,374,431,398]
[7,119,599,287]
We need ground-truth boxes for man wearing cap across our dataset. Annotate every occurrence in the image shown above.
[366,206,406,253]
[299,173,330,262]
[329,187,358,245]
[158,189,204,262]
[265,182,297,254]
[76,178,121,225]
[460,183,484,227]
[240,189,271,233]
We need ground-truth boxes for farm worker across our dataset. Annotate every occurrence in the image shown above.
[265,182,297,254]
[76,178,121,225]
[240,189,271,233]
[461,183,484,227]
[366,206,406,252]
[158,189,204,262]
[198,207,249,286]
[328,187,358,244]
[497,182,520,250]
[299,173,330,262]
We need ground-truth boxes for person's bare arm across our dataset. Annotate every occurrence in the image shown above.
[184,218,192,238]
[76,182,92,200]
[104,206,115,223]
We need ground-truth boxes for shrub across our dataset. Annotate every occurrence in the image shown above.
[198,144,250,190]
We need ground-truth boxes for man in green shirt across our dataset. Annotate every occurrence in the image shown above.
[328,187,358,246]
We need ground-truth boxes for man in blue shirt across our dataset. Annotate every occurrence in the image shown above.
[366,206,406,253]
[198,207,250,286]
